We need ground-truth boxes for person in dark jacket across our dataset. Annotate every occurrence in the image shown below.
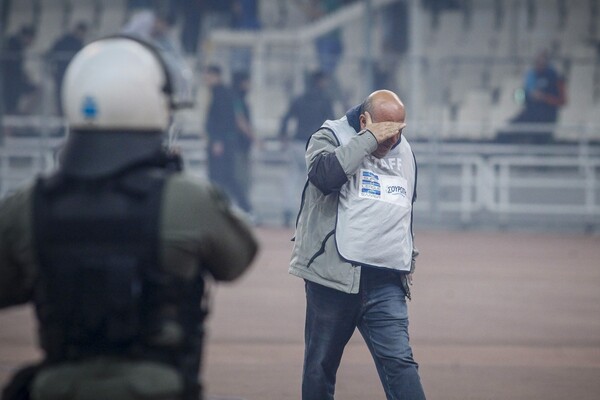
[204,65,239,203]
[497,51,567,144]
[232,70,255,216]
[279,70,334,227]
[1,25,38,114]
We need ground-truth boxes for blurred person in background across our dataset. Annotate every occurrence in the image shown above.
[122,8,191,107]
[0,36,258,400]
[47,22,88,116]
[232,70,256,217]
[290,90,425,400]
[498,50,567,144]
[151,12,182,55]
[279,70,334,227]
[122,8,156,38]
[204,64,241,206]
[1,25,39,115]
[122,8,182,55]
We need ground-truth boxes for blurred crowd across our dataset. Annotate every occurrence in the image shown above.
[0,0,373,118]
[0,0,579,218]
[0,0,361,220]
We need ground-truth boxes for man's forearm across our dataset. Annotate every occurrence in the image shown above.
[308,152,348,194]
[307,130,378,194]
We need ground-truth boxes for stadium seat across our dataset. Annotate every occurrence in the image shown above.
[69,0,96,32]
[567,63,596,109]
[458,7,496,57]
[490,76,522,129]
[559,1,592,51]
[31,3,66,53]
[456,89,493,140]
[438,104,459,141]
[557,105,589,141]
[584,105,600,141]
[445,62,487,107]
[555,61,595,142]
[5,0,36,34]
[430,11,465,60]
[97,0,127,37]
[0,137,57,197]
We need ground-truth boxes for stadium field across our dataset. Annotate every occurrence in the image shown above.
[1,228,599,400]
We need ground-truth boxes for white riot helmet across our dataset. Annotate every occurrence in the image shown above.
[62,35,194,131]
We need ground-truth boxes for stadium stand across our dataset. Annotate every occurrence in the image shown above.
[96,0,128,37]
[1,0,600,229]
[3,0,599,143]
[5,0,36,34]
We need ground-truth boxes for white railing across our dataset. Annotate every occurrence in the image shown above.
[412,149,600,227]
[488,156,600,219]
[1,137,599,230]
[414,154,487,224]
[0,141,58,196]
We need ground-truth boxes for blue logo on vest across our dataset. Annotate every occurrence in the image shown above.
[81,96,98,120]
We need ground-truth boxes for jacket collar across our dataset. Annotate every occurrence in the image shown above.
[345,104,362,133]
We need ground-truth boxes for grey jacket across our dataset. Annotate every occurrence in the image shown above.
[289,108,418,296]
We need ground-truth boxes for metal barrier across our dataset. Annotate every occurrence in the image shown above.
[1,137,599,230]
[413,154,487,225]
[411,149,600,229]
[488,155,600,220]
[0,138,59,196]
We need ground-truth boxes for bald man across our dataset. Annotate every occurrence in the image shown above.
[289,90,426,400]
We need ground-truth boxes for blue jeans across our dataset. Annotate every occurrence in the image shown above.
[303,268,426,400]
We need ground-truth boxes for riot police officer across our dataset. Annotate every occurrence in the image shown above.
[0,36,258,400]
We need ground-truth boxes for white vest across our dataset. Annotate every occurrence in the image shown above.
[323,117,416,272]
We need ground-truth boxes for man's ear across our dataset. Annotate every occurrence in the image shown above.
[359,114,366,129]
